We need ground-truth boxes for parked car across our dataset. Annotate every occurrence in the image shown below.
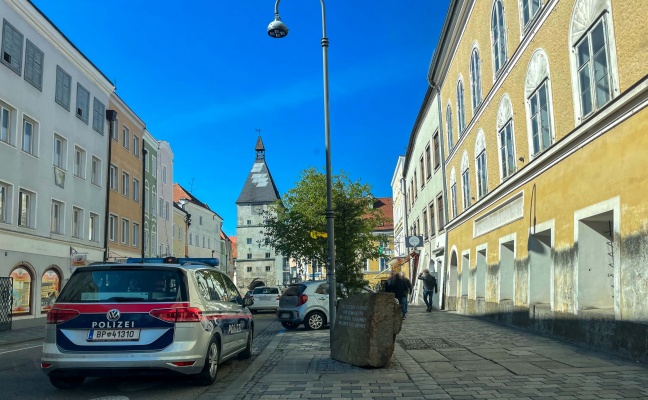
[41,257,254,389]
[248,286,282,314]
[276,281,329,330]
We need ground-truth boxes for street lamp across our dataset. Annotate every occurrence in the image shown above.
[267,0,337,340]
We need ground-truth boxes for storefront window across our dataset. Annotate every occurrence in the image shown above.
[41,269,61,313]
[11,266,32,315]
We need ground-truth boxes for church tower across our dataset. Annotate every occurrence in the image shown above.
[235,135,286,290]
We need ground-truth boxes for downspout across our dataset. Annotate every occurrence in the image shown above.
[400,176,410,277]
[103,110,117,261]
[141,146,147,258]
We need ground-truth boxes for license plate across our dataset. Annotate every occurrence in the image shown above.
[280,313,291,319]
[87,329,141,341]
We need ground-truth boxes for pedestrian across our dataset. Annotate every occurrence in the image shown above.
[389,271,410,319]
[384,271,396,293]
[417,269,438,312]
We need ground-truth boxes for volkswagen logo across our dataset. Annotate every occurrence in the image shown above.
[106,309,121,322]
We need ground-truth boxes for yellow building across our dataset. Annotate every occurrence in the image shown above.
[425,0,648,355]
[364,198,395,289]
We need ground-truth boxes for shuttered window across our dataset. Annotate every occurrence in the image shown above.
[92,97,105,134]
[1,19,23,75]
[76,84,89,123]
[24,40,43,90]
[55,66,71,110]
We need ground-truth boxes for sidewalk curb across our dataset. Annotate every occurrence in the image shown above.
[198,330,285,400]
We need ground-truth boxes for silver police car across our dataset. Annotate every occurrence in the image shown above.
[41,257,253,389]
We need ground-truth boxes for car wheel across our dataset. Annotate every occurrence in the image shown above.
[193,337,220,386]
[304,311,326,330]
[238,328,253,359]
[281,321,299,330]
[49,376,85,389]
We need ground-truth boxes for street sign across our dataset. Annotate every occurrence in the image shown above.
[310,231,327,239]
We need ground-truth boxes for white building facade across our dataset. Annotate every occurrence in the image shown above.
[156,140,173,257]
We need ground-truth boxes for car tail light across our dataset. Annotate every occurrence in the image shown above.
[296,294,308,306]
[170,361,196,367]
[276,295,280,300]
[150,307,202,323]
[41,363,52,369]
[46,309,80,324]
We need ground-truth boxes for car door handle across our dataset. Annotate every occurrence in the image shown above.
[317,297,327,300]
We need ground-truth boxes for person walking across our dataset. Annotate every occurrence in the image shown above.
[417,269,438,312]
[390,272,410,319]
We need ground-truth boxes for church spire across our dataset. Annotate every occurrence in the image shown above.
[255,129,265,160]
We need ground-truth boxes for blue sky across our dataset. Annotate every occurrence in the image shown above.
[32,0,449,237]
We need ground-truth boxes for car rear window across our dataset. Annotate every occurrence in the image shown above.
[56,268,188,303]
[282,285,305,296]
[253,287,279,295]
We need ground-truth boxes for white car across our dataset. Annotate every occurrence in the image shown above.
[248,286,282,313]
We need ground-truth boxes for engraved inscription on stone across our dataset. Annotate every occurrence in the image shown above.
[474,192,524,238]
[337,304,368,329]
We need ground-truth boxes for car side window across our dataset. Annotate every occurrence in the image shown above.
[270,288,279,294]
[208,271,229,302]
[195,270,221,301]
[217,273,243,304]
[315,284,329,295]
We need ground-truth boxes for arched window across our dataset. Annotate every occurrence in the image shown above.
[446,103,454,151]
[41,268,61,313]
[475,130,488,198]
[460,151,471,210]
[521,0,542,30]
[491,0,508,75]
[450,167,458,219]
[10,265,33,315]
[525,49,555,156]
[457,78,466,133]
[470,47,483,112]
[497,94,517,181]
[569,0,619,122]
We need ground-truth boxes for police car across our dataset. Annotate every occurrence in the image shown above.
[40,257,253,389]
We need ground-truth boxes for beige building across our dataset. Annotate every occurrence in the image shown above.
[172,202,188,257]
[425,0,648,358]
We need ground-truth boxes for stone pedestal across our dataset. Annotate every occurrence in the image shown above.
[331,292,402,368]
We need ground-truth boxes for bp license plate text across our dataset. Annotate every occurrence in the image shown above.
[87,329,141,341]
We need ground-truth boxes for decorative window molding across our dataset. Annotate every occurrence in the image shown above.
[496,93,513,131]
[490,0,508,79]
[475,129,488,199]
[525,49,556,158]
[469,44,483,114]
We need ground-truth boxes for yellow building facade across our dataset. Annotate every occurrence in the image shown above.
[427,0,648,355]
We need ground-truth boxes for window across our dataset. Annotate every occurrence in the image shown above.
[457,79,466,133]
[165,201,170,220]
[265,252,271,258]
[265,265,271,272]
[246,238,252,244]
[461,151,471,210]
[89,213,99,242]
[111,119,119,141]
[159,243,164,256]
[133,223,140,247]
[18,189,34,228]
[150,187,156,215]
[74,146,85,178]
[76,84,90,123]
[72,207,82,238]
[144,153,149,171]
[10,267,31,315]
[122,218,129,245]
[177,226,182,241]
[133,135,140,157]
[159,198,164,217]
[40,269,60,313]
[475,130,488,199]
[162,165,167,184]
[202,236,206,248]
[122,171,130,197]
[108,214,117,242]
[433,132,441,170]
[152,156,157,178]
[109,164,118,191]
[470,48,482,112]
[1,19,23,75]
[1,103,13,145]
[189,233,193,245]
[429,203,436,236]
[55,66,71,110]
[247,220,251,225]
[22,117,37,156]
[423,209,428,239]
[525,50,554,156]
[247,266,252,273]
[425,145,432,178]
[144,230,149,253]
[53,134,66,169]
[133,179,140,202]
[437,194,445,230]
[122,126,130,149]
[247,253,252,259]
[491,0,507,75]
[91,156,101,186]
[24,40,43,90]
[419,156,425,188]
[450,168,458,219]
[498,95,517,180]
[0,182,11,223]
[446,104,454,151]
[199,216,203,225]
[413,174,417,198]
[521,0,541,29]
[92,98,105,134]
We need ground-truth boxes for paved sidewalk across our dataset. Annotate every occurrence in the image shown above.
[204,306,648,400]
[0,325,45,345]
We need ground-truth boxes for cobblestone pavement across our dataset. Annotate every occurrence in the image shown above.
[216,306,648,400]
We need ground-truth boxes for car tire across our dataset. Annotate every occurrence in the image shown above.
[49,376,85,389]
[238,328,253,359]
[304,311,326,330]
[193,337,220,386]
[281,321,299,330]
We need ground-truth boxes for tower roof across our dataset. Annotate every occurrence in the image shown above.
[236,137,280,205]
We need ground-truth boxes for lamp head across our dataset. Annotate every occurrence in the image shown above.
[268,15,288,38]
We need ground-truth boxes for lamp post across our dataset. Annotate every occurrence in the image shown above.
[268,0,337,340]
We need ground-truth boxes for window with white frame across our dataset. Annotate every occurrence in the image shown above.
[1,102,13,145]
[133,135,140,157]
[525,50,554,157]
[165,201,170,220]
[55,66,71,111]
[1,20,23,75]
[150,186,156,215]
[162,165,167,184]
[133,178,140,202]
[144,181,149,212]
[491,0,507,75]
[89,212,99,242]
[92,98,105,134]
[433,133,441,170]
[460,151,471,210]
[121,218,129,245]
[178,226,182,241]
[72,207,82,238]
[199,216,203,225]
[122,171,130,197]
[76,84,89,123]
[74,146,85,178]
[53,134,66,169]
[122,126,130,149]
[24,39,44,90]
[151,156,157,178]
[189,233,192,245]
[51,200,65,234]
[132,222,140,247]
[497,94,517,180]
[144,152,149,171]
[22,117,37,156]
[470,47,482,112]
[521,0,541,29]
[450,168,458,219]
[109,164,118,191]
[111,119,119,141]
[457,79,466,134]
[0,181,11,223]
[151,230,157,255]
[159,198,164,217]
[18,189,34,228]
[446,104,454,151]
[159,243,163,256]
[91,156,101,186]
[144,230,149,253]
[108,214,117,242]
[475,130,488,199]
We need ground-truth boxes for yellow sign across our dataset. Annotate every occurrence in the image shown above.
[310,231,327,239]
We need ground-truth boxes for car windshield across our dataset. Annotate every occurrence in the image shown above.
[253,287,279,295]
[282,285,306,296]
[56,268,188,303]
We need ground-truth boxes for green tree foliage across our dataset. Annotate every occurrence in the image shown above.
[263,167,388,298]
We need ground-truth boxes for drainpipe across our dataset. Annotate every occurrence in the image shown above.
[400,176,410,277]
[433,83,450,310]
[103,110,117,261]
[141,146,147,258]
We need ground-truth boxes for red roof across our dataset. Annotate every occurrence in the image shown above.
[230,236,237,259]
[373,197,394,232]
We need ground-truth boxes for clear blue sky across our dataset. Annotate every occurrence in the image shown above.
[32,0,449,237]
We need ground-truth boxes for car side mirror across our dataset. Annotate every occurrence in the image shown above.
[244,297,254,307]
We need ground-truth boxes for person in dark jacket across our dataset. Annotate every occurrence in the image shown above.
[418,269,438,312]
[388,272,410,319]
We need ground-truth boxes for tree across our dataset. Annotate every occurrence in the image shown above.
[263,167,388,298]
